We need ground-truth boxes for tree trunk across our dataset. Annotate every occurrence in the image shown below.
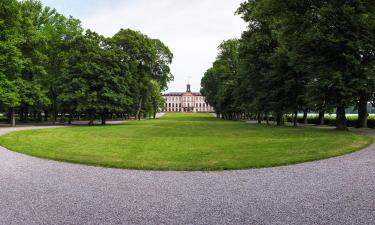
[88,110,95,126]
[357,99,368,128]
[293,111,298,127]
[9,108,16,127]
[37,112,42,122]
[101,111,106,125]
[50,93,57,124]
[318,111,325,125]
[44,110,49,122]
[136,97,143,120]
[303,110,308,124]
[336,106,347,130]
[19,107,24,122]
[53,103,57,124]
[68,111,73,125]
[257,112,262,124]
[276,112,283,126]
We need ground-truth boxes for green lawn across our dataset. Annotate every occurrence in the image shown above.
[0,113,372,171]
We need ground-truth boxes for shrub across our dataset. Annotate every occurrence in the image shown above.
[286,114,375,128]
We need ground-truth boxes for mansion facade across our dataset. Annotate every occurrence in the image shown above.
[162,84,214,112]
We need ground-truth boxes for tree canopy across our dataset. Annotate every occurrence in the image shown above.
[201,0,375,130]
[0,0,173,126]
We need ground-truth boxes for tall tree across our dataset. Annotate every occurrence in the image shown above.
[59,30,132,125]
[1,0,172,125]
[152,39,174,91]
[145,80,165,119]
[269,0,375,130]
[201,39,240,119]
[112,29,173,119]
[0,0,24,126]
[17,0,50,122]
[112,29,156,120]
[39,7,84,122]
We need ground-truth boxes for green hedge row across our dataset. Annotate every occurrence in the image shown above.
[286,115,375,128]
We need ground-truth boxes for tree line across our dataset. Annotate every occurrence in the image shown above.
[201,0,375,130]
[0,0,172,126]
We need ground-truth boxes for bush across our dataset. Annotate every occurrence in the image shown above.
[286,115,375,128]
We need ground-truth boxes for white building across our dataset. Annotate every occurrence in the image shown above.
[162,84,214,112]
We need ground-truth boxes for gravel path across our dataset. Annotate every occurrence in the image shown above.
[0,126,374,225]
[156,112,166,118]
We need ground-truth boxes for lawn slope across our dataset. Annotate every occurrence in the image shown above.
[0,113,371,171]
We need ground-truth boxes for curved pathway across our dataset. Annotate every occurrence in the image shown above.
[0,126,374,225]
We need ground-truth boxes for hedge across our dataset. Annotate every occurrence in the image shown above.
[286,115,375,128]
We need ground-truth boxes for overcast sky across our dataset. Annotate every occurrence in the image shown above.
[40,0,246,92]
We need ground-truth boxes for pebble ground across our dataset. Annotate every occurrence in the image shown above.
[0,124,374,225]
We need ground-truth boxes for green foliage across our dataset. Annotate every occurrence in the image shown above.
[0,75,20,107]
[145,80,165,118]
[201,39,240,119]
[0,0,173,125]
[58,31,130,115]
[0,0,23,109]
[112,29,173,119]
[152,39,174,91]
[287,114,375,128]
[202,0,375,129]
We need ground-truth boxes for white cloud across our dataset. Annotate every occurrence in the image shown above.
[44,0,246,92]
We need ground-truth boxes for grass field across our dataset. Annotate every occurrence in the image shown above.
[0,113,371,171]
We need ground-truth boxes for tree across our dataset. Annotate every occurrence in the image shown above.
[0,76,20,126]
[226,0,375,130]
[39,7,84,122]
[152,39,174,91]
[0,0,24,126]
[268,0,375,130]
[236,1,288,125]
[58,30,132,125]
[112,29,156,120]
[201,39,240,119]
[0,0,173,125]
[17,0,50,122]
[145,80,165,119]
[112,29,173,120]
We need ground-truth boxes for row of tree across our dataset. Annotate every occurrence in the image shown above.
[201,0,375,130]
[0,0,172,126]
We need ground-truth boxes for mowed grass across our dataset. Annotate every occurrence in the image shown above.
[0,113,372,171]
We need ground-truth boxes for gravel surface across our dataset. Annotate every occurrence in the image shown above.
[156,112,166,118]
[0,126,374,225]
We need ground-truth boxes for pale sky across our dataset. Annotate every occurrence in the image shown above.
[40,0,246,92]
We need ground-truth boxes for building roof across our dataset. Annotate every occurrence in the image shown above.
[163,92,202,96]
[163,84,202,96]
